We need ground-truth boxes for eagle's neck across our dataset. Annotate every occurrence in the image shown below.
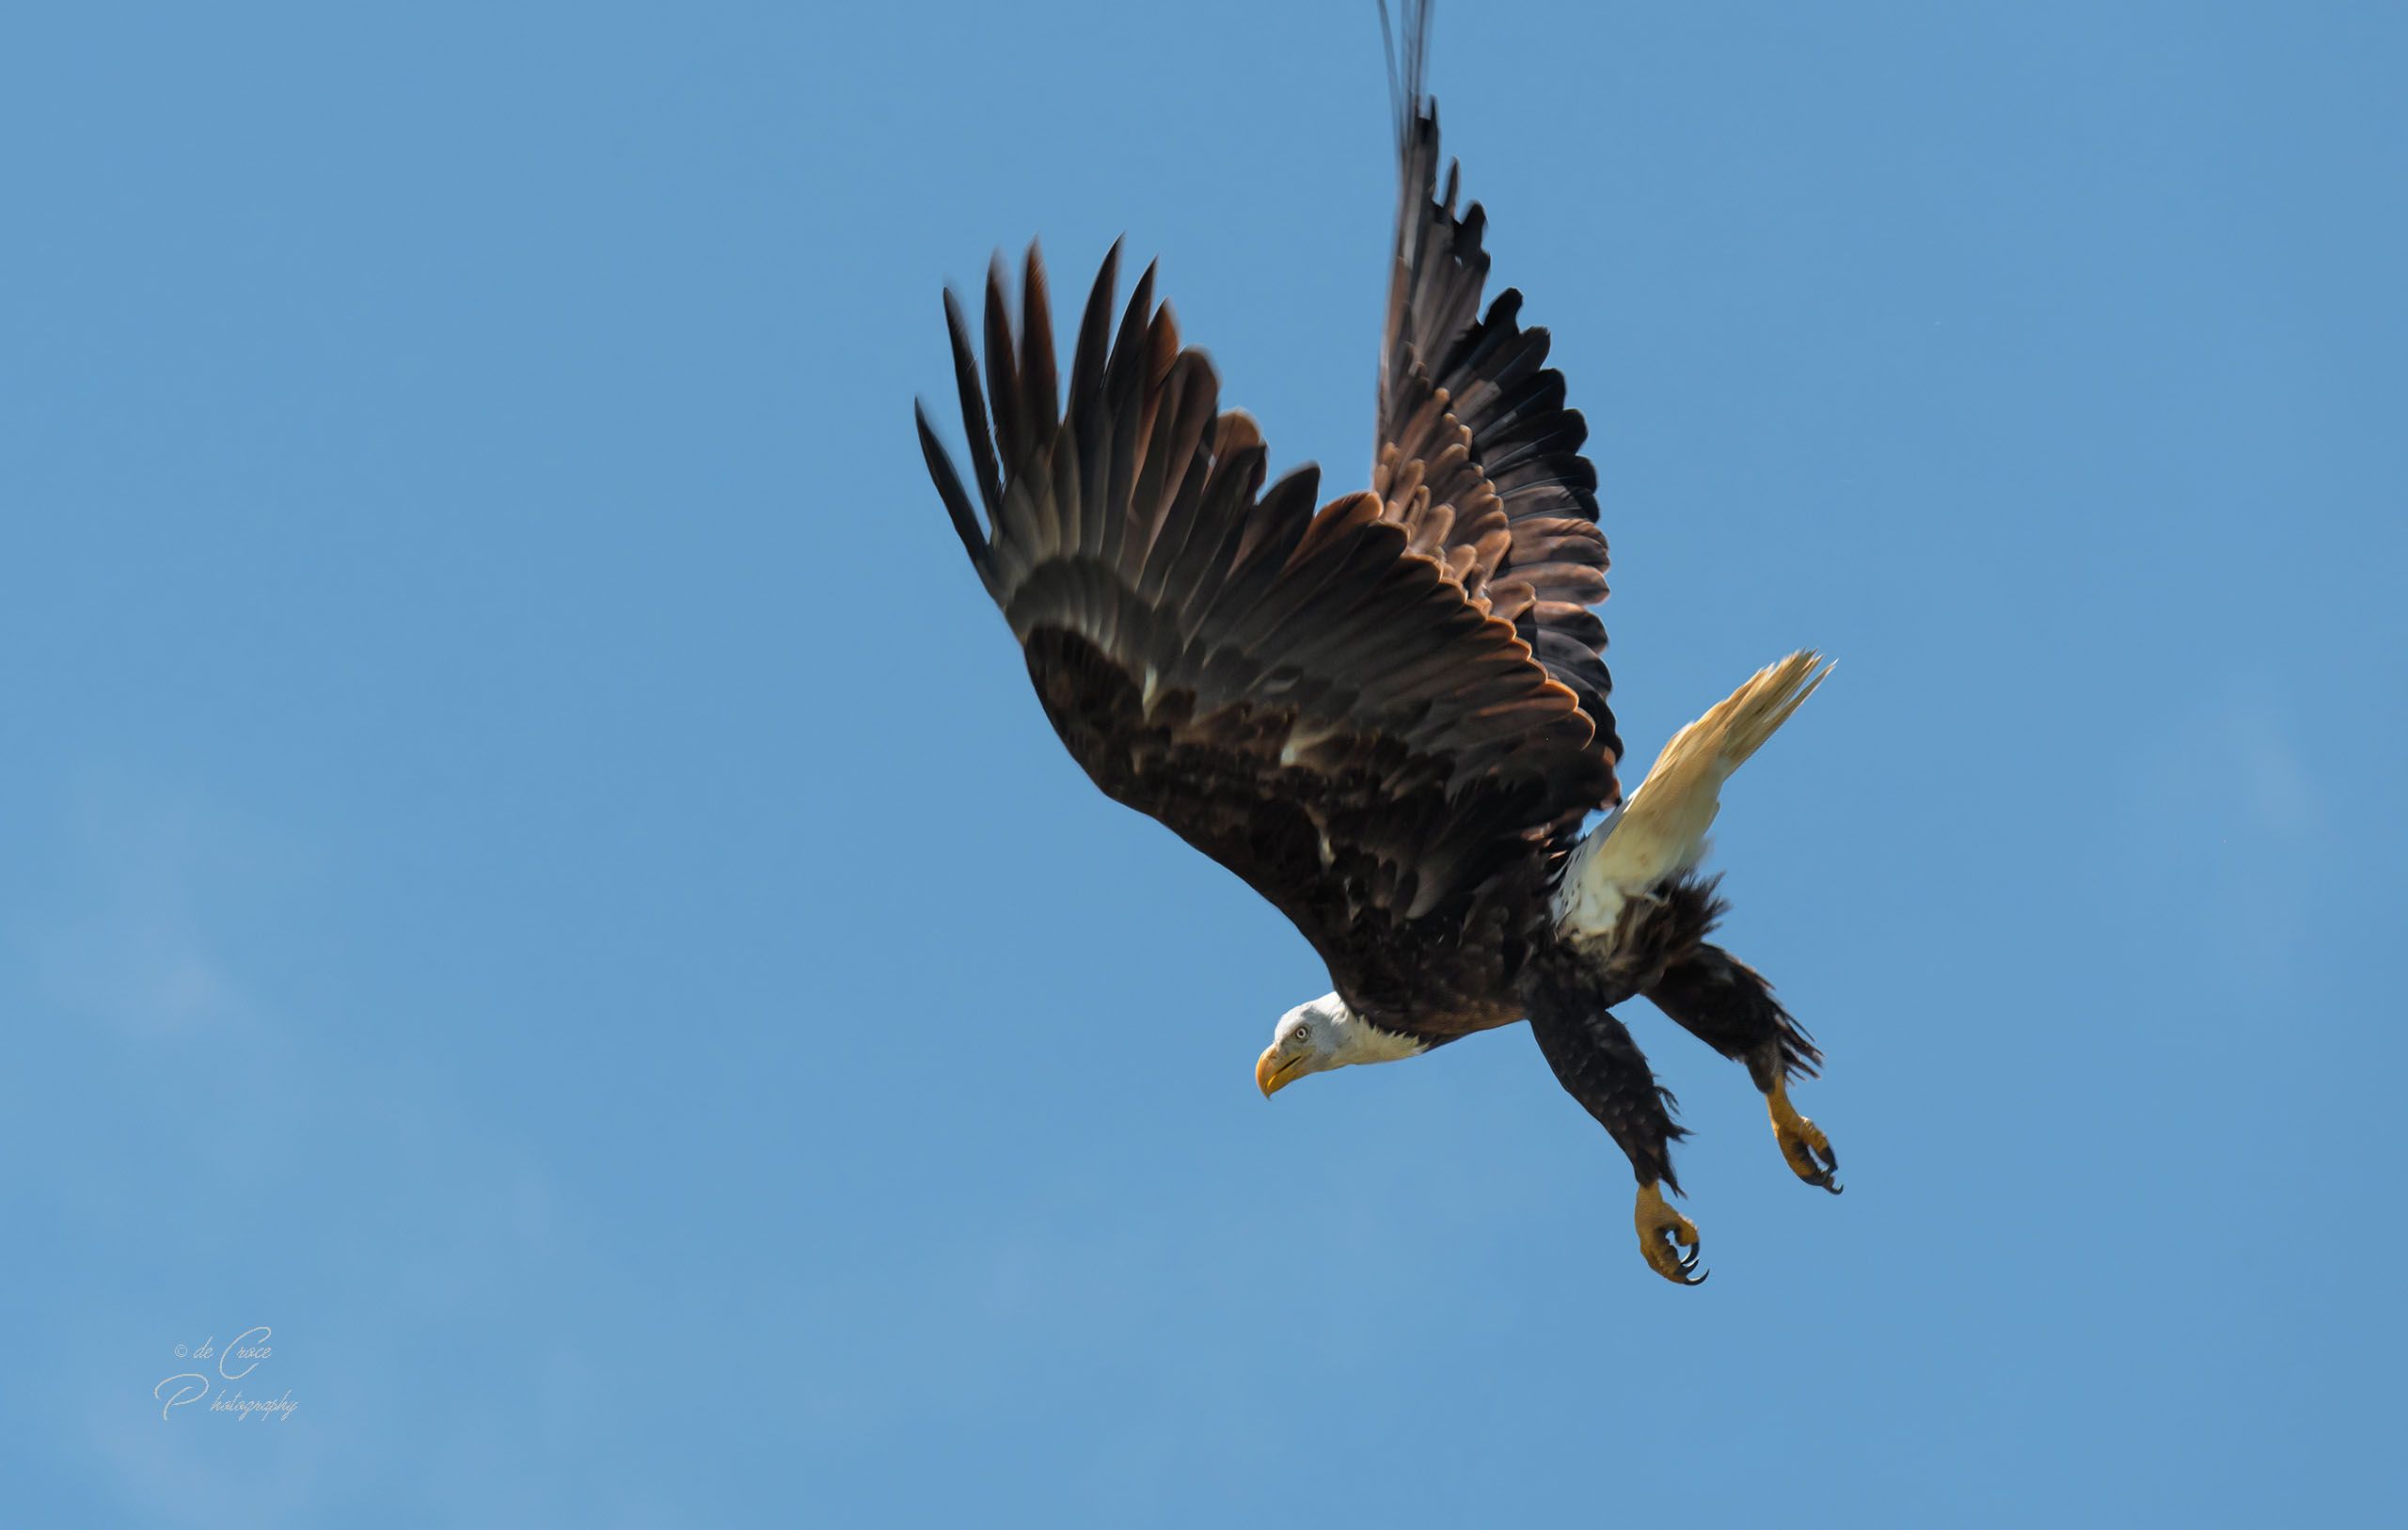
[1319,995,1428,1066]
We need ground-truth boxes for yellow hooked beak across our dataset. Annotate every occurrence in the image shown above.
[1257,1045,1307,1097]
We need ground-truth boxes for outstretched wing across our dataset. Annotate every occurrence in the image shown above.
[1374,0,1623,803]
[918,245,1611,1022]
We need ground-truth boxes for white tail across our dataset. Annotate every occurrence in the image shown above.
[1555,651,1831,939]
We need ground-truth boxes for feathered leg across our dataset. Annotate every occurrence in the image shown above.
[1528,1004,1704,1286]
[1646,943,1841,1193]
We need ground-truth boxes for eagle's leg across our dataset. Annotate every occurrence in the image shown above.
[1528,1004,1703,1286]
[1646,942,1840,1193]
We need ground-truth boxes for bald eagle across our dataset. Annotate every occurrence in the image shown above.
[914,1,1839,1284]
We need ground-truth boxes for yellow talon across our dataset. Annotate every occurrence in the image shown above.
[1634,1180,1706,1286]
[1769,1077,1842,1193]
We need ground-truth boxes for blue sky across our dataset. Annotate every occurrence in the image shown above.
[4,1,2403,1523]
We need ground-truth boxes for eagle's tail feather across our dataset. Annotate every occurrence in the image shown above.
[1670,649,1830,782]
[1555,652,1829,936]
[1627,650,1830,850]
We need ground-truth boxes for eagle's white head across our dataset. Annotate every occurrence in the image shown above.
[1255,992,1427,1096]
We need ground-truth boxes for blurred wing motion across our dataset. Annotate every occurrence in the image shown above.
[1374,1,1622,788]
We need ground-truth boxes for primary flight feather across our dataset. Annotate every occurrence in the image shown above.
[916,0,1839,1284]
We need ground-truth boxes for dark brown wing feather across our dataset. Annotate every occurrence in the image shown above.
[1375,0,1622,805]
[918,244,1611,1034]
